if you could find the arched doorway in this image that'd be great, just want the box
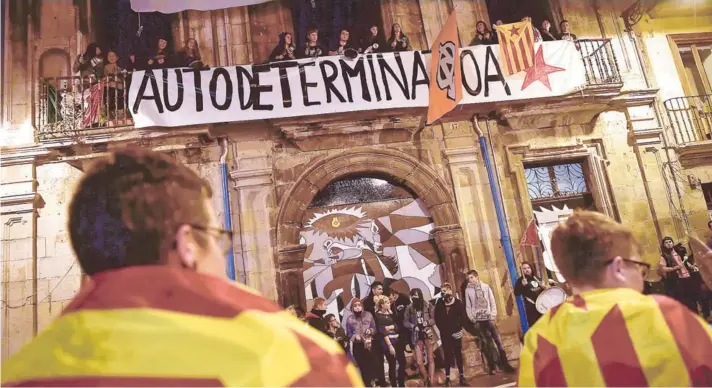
[275,148,470,309]
[300,175,443,320]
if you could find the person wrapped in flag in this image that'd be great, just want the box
[518,210,712,387]
[1,149,363,387]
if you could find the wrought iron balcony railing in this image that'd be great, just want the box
[37,39,622,138]
[38,74,133,138]
[664,94,712,145]
[578,39,621,86]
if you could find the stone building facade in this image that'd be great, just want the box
[2,0,712,374]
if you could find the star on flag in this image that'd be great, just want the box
[521,45,565,91]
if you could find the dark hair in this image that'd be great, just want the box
[307,28,318,37]
[560,20,569,27]
[82,43,102,60]
[466,269,479,277]
[68,148,213,275]
[388,287,399,296]
[371,281,383,290]
[324,313,336,322]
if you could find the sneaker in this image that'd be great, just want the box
[425,378,431,387]
[488,369,495,375]
[444,378,451,387]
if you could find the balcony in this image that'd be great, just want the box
[37,39,624,143]
[38,75,134,143]
[664,94,712,168]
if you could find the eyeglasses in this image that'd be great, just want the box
[189,224,234,256]
[603,258,650,277]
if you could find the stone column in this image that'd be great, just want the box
[1,155,40,359]
[230,141,278,301]
[432,224,470,289]
[276,245,307,308]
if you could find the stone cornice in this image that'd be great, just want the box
[0,144,51,166]
[676,141,712,169]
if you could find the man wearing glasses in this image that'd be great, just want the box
[1,149,362,387]
[518,210,712,387]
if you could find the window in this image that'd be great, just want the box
[669,33,712,96]
[703,182,712,211]
[524,161,595,212]
[486,0,562,29]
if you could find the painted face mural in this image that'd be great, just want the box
[301,197,443,322]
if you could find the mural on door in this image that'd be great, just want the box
[300,197,444,322]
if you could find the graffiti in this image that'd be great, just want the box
[301,198,443,321]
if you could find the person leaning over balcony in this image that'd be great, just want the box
[387,23,411,52]
[558,20,577,42]
[0,148,363,387]
[540,20,557,42]
[269,32,297,62]
[469,21,495,46]
[517,210,712,387]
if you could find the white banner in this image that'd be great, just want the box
[128,41,586,128]
[130,0,272,13]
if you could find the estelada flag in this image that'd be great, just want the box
[1,267,363,387]
[426,11,462,124]
[518,288,712,386]
[520,218,539,247]
[496,21,535,76]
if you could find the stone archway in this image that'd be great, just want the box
[275,147,471,307]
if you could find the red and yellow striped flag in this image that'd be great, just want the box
[1,267,363,387]
[496,21,535,76]
[518,288,712,387]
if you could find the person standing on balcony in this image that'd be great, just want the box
[147,37,172,69]
[175,38,207,70]
[102,50,125,125]
[73,43,105,80]
[558,20,577,42]
[470,21,495,46]
[522,16,542,42]
[301,28,326,58]
[361,24,386,54]
[388,23,411,52]
[329,28,354,56]
[0,148,363,387]
[269,32,297,62]
[540,20,557,42]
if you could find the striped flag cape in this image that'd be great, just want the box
[1,266,363,387]
[496,21,535,76]
[518,288,712,387]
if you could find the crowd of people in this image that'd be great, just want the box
[285,272,516,387]
[268,22,411,61]
[469,17,577,46]
[2,148,711,387]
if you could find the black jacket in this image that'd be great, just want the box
[434,297,465,337]
[391,293,411,332]
[306,309,326,333]
[363,293,377,315]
